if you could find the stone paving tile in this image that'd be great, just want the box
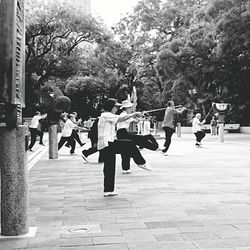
[2,134,250,249]
[61,244,129,250]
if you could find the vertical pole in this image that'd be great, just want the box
[0,125,28,236]
[176,123,181,137]
[49,124,58,159]
[218,122,224,143]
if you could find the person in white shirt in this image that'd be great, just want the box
[28,111,47,151]
[58,114,85,155]
[97,98,151,197]
[192,113,206,147]
[117,100,159,161]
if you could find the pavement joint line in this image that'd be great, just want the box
[28,145,48,172]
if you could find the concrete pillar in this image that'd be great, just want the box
[49,124,58,159]
[218,123,224,142]
[0,125,28,236]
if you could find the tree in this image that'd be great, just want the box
[24,0,110,115]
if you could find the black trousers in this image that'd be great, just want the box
[194,131,206,143]
[65,130,83,146]
[100,139,146,192]
[58,136,76,154]
[83,140,104,163]
[162,126,175,152]
[117,128,158,151]
[28,127,44,150]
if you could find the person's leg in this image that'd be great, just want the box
[68,136,76,154]
[162,127,174,153]
[28,128,37,150]
[58,137,68,150]
[72,130,84,146]
[37,130,44,145]
[101,146,116,193]
[199,131,206,142]
[141,134,159,151]
[113,139,146,169]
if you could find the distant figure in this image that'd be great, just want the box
[65,111,85,148]
[58,114,85,155]
[28,111,47,151]
[81,117,104,163]
[161,101,186,154]
[210,116,218,135]
[192,113,206,147]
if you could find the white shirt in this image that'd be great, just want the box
[192,117,202,133]
[117,111,134,130]
[62,119,75,137]
[97,112,119,150]
[143,120,151,135]
[29,115,43,129]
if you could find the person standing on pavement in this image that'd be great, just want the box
[161,101,186,154]
[192,113,206,147]
[65,111,85,148]
[58,114,85,155]
[81,116,104,163]
[28,111,47,151]
[98,98,151,197]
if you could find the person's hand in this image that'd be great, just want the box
[132,112,142,118]
[202,119,206,124]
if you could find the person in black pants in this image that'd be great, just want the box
[116,100,159,153]
[97,98,151,197]
[161,101,186,154]
[81,117,104,163]
[28,111,47,151]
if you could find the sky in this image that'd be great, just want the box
[91,0,140,27]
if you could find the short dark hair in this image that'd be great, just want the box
[102,98,117,112]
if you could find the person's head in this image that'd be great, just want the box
[67,114,75,121]
[120,100,134,113]
[72,111,77,118]
[35,111,41,116]
[195,113,201,120]
[102,98,122,113]
[166,100,175,107]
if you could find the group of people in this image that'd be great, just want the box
[28,98,212,197]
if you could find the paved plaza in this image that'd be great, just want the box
[1,132,250,249]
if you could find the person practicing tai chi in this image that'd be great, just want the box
[65,111,85,148]
[81,116,104,163]
[192,113,206,147]
[98,98,151,197]
[117,100,159,156]
[161,101,186,154]
[28,111,47,151]
[58,114,85,155]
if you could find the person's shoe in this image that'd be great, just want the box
[39,143,45,146]
[28,149,34,152]
[65,144,70,148]
[103,191,118,197]
[137,163,152,171]
[70,152,76,155]
[122,170,131,174]
[195,143,201,148]
[81,151,89,162]
[161,149,167,153]
[80,142,86,147]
